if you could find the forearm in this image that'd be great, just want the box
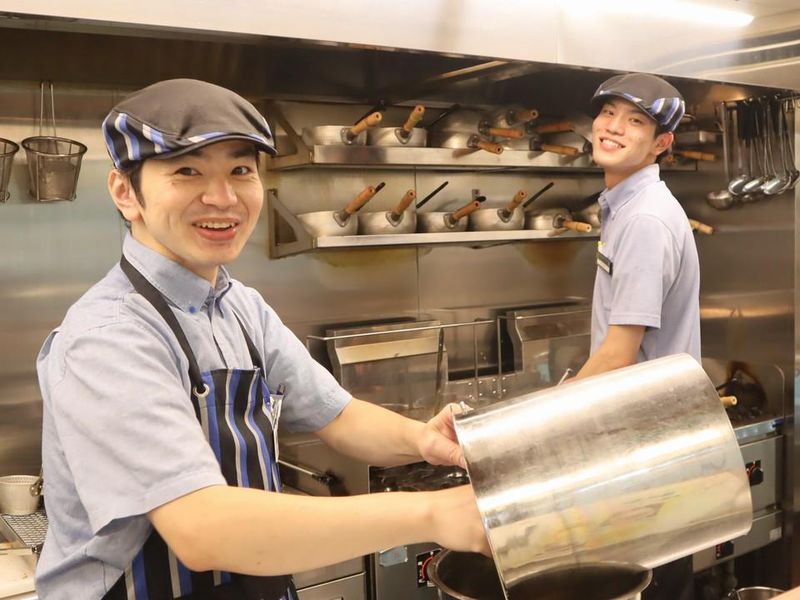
[151,484,455,575]
[316,399,426,466]
[575,325,644,380]
[575,346,630,379]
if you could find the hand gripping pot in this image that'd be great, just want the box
[450,354,752,598]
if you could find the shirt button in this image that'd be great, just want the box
[189,306,197,314]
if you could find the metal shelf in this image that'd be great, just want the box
[263,102,696,172]
[268,189,599,258]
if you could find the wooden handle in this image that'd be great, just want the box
[349,111,383,136]
[531,121,573,134]
[538,143,581,157]
[469,136,504,154]
[688,218,714,235]
[391,189,416,217]
[451,200,483,221]
[562,219,593,233]
[344,185,379,214]
[402,105,425,133]
[513,108,539,123]
[720,395,738,408]
[485,126,525,139]
[676,150,716,161]
[504,190,526,212]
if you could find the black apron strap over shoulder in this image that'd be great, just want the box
[120,255,206,394]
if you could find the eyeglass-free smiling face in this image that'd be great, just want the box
[109,140,263,284]
[592,98,674,188]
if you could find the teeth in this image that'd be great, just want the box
[601,138,623,149]
[197,222,235,229]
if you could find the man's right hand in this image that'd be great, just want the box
[427,484,491,556]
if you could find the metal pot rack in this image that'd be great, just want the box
[268,189,599,258]
[263,102,696,172]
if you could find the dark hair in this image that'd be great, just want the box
[120,162,145,206]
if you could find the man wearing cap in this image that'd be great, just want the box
[36,79,488,600]
[575,73,700,598]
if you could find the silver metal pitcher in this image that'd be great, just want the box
[454,353,753,592]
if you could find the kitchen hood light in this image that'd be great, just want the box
[564,0,754,28]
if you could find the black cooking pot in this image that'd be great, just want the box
[427,550,652,600]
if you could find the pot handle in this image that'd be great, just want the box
[349,111,383,136]
[480,122,525,139]
[676,150,717,162]
[560,219,593,233]
[402,105,425,133]
[512,107,540,123]
[688,218,714,235]
[533,143,581,157]
[530,120,574,134]
[344,182,385,215]
[468,135,503,154]
[450,200,483,221]
[504,190,526,212]
[391,189,416,218]
[720,395,738,408]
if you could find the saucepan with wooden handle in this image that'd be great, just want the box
[302,111,384,146]
[297,183,385,237]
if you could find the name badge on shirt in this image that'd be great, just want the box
[596,241,613,275]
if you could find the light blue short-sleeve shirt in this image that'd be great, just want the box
[591,164,701,362]
[35,234,352,599]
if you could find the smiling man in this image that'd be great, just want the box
[574,73,700,600]
[576,72,700,380]
[36,79,488,600]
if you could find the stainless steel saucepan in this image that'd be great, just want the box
[367,105,427,147]
[418,198,483,233]
[428,108,523,154]
[490,105,540,130]
[526,207,593,235]
[358,189,417,234]
[302,111,383,146]
[297,182,385,237]
[468,190,526,231]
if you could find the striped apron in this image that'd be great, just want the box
[103,256,297,600]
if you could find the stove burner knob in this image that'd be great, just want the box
[746,461,764,486]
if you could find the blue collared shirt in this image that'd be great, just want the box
[35,234,352,599]
[592,164,700,362]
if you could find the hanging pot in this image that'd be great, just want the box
[526,207,594,234]
[367,105,427,147]
[296,182,384,236]
[417,198,483,232]
[358,189,417,234]
[302,111,383,146]
[428,108,522,153]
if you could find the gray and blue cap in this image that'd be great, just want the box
[591,73,685,133]
[102,78,276,171]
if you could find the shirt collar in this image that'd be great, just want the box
[122,233,232,312]
[598,163,661,217]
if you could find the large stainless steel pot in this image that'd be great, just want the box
[526,207,593,233]
[454,354,753,590]
[417,199,482,233]
[296,183,384,236]
[366,105,427,147]
[302,111,383,146]
[468,190,526,231]
[358,189,417,234]
[427,550,652,600]
[727,587,786,600]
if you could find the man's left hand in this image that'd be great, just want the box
[417,403,468,469]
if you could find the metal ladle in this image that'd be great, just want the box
[707,102,736,210]
[763,99,790,195]
[777,99,800,192]
[727,103,750,196]
[741,102,769,194]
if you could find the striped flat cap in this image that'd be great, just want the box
[102,78,276,170]
[591,73,685,133]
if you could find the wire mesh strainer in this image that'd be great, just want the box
[21,81,87,202]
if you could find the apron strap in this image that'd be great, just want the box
[120,255,267,392]
[120,255,206,395]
